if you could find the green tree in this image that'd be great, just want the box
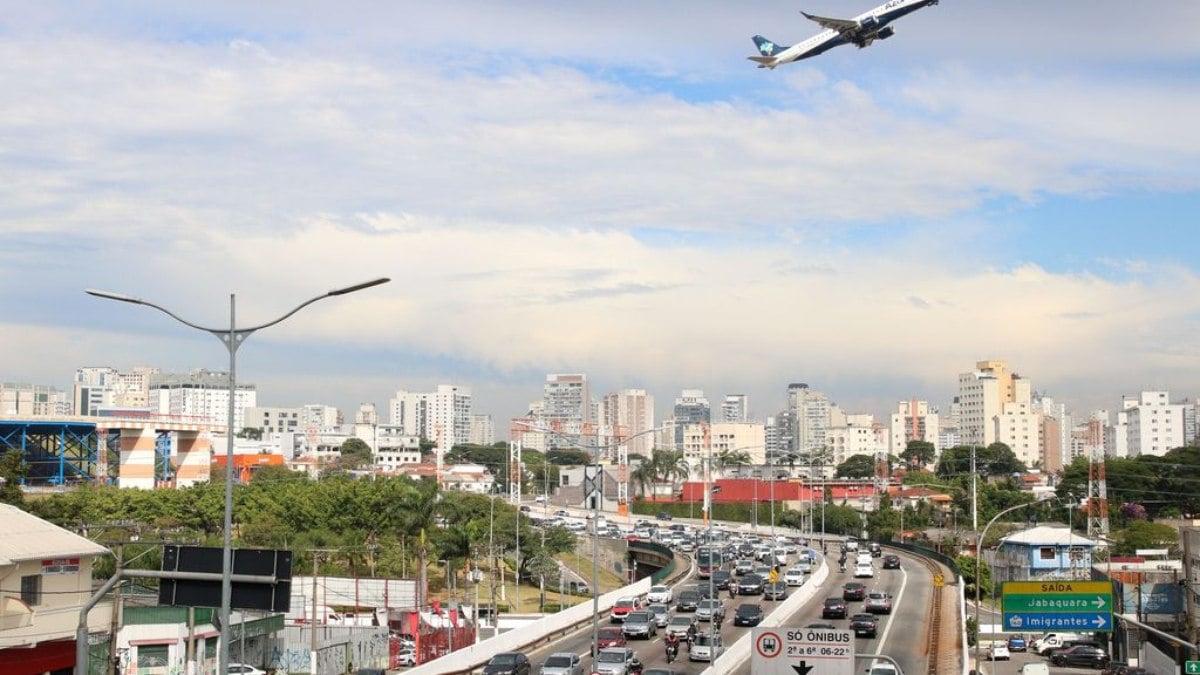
[957,554,993,598]
[546,449,591,465]
[821,504,865,536]
[0,452,25,505]
[1113,520,1179,556]
[900,440,936,469]
[339,437,373,470]
[237,427,263,440]
[835,454,876,479]
[716,450,752,474]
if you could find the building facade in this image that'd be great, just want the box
[1124,391,1186,457]
[0,382,71,417]
[388,385,473,450]
[721,394,749,423]
[150,369,257,431]
[888,399,940,455]
[958,360,1028,447]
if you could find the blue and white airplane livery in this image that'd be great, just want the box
[749,0,938,69]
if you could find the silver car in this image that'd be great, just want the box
[646,603,671,628]
[540,652,583,675]
[593,647,637,675]
[621,611,656,639]
[695,599,725,622]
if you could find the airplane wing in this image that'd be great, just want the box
[800,11,859,33]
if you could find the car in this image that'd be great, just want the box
[621,610,656,639]
[763,581,788,600]
[695,598,725,622]
[610,597,639,622]
[1006,635,1028,652]
[1101,663,1147,675]
[689,633,725,662]
[850,613,878,638]
[539,652,583,675]
[737,573,765,595]
[593,647,638,675]
[678,539,696,553]
[675,590,701,612]
[712,570,733,590]
[989,644,1011,661]
[734,559,754,575]
[806,622,837,629]
[864,592,892,614]
[856,552,873,566]
[643,670,685,675]
[666,615,698,641]
[882,554,901,569]
[867,663,898,675]
[646,603,671,627]
[355,669,386,675]
[854,562,875,578]
[519,505,532,513]
[534,495,547,504]
[738,543,756,558]
[868,542,882,556]
[554,509,571,517]
[1050,645,1110,669]
[657,511,674,521]
[822,597,848,619]
[484,652,532,675]
[1018,665,1050,675]
[596,627,627,649]
[733,602,764,626]
[842,582,866,601]
[396,651,417,667]
[647,584,673,604]
[784,568,806,586]
[227,666,267,675]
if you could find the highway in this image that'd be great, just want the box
[521,544,940,675]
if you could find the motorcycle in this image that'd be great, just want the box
[629,656,644,674]
[666,641,679,663]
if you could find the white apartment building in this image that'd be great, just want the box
[388,384,473,449]
[543,374,593,425]
[0,383,70,417]
[888,400,941,455]
[679,422,766,474]
[600,389,656,457]
[958,360,1028,447]
[994,400,1041,468]
[721,394,749,423]
[787,383,831,453]
[244,406,300,435]
[301,403,342,430]
[150,369,257,431]
[826,415,883,474]
[1125,391,1186,457]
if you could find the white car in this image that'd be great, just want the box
[854,562,875,578]
[989,644,1011,661]
[647,584,673,604]
[784,568,806,587]
[689,633,725,662]
[396,650,417,667]
[227,666,267,675]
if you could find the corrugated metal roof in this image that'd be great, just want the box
[1000,525,1100,547]
[0,504,110,565]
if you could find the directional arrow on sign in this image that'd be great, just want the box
[792,663,814,675]
[1095,615,1107,629]
[1094,596,1106,609]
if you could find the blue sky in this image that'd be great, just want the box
[1,1,1198,427]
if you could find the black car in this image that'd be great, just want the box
[737,573,765,595]
[712,570,733,590]
[822,597,848,619]
[657,512,673,521]
[484,652,531,675]
[882,554,901,569]
[733,603,764,626]
[1051,646,1110,669]
[849,613,878,638]
[738,543,756,558]
[868,542,882,557]
[842,582,866,601]
[696,581,720,599]
[806,622,837,629]
[676,590,701,612]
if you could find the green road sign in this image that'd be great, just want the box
[1184,661,1200,675]
[1001,580,1114,633]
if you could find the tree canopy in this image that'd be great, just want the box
[900,440,936,468]
[835,454,876,479]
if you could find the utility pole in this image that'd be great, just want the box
[971,445,978,533]
[107,543,123,675]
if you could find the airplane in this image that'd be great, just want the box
[748,0,938,69]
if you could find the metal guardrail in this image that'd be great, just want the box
[886,541,961,582]
[628,540,677,583]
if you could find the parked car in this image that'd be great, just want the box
[842,582,866,601]
[689,633,724,662]
[737,573,765,595]
[733,603,764,626]
[822,597,848,619]
[647,585,673,604]
[1050,646,1110,669]
[484,652,532,675]
[989,644,1011,661]
[646,603,671,628]
[864,592,892,614]
[1006,635,1028,652]
[596,627,627,650]
[666,615,698,641]
[784,568,806,587]
[593,647,638,675]
[609,597,639,622]
[882,554,901,569]
[539,652,583,675]
[850,613,878,638]
[763,581,789,601]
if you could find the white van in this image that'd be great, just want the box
[1031,633,1086,655]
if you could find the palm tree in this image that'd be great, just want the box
[631,462,656,498]
[716,450,752,476]
[398,479,441,610]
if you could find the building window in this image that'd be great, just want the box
[20,574,41,605]
[1039,547,1056,561]
[138,644,170,667]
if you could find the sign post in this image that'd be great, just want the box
[1001,581,1113,632]
[752,626,856,675]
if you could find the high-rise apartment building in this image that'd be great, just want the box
[888,400,940,455]
[543,374,593,426]
[721,394,749,423]
[0,382,70,416]
[388,385,473,450]
[601,389,655,457]
[470,413,494,446]
[673,389,710,446]
[995,399,1040,468]
[301,404,342,430]
[957,360,1029,447]
[244,407,301,435]
[826,413,882,472]
[150,369,257,431]
[1124,391,1186,457]
[787,383,830,453]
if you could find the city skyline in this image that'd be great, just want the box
[1,2,1197,427]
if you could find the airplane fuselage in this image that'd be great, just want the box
[755,0,938,68]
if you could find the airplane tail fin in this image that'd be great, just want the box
[751,35,787,57]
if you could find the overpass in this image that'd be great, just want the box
[0,414,220,488]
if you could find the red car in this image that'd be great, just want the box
[609,597,639,623]
[597,627,626,649]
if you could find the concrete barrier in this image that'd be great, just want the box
[702,555,832,674]
[404,577,653,675]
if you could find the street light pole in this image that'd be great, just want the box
[974,500,1044,670]
[86,278,389,674]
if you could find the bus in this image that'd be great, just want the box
[696,548,724,579]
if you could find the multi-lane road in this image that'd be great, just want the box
[522,542,941,675]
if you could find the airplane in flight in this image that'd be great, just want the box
[748,0,939,69]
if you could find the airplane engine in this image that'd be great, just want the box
[858,15,879,31]
[876,27,895,40]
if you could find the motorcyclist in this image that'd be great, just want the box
[728,583,736,600]
[665,633,680,663]
[629,654,644,674]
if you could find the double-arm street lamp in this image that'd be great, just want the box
[86,278,389,674]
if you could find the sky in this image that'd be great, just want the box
[2,1,1198,429]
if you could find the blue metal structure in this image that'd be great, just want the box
[0,420,100,485]
[156,430,173,484]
